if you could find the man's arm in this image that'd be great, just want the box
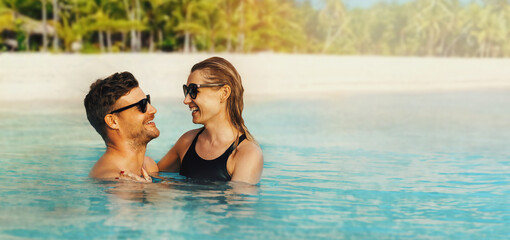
[231,142,263,185]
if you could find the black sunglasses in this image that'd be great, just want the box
[183,83,225,99]
[110,95,151,114]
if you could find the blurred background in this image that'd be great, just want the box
[1,0,509,57]
[1,1,509,239]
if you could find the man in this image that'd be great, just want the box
[84,72,159,182]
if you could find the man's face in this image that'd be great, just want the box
[112,87,160,146]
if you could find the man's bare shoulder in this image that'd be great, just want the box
[89,157,121,179]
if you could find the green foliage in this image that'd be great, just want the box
[1,0,510,57]
[160,37,176,51]
[81,41,101,53]
[15,28,26,51]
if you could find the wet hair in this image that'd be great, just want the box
[84,72,139,141]
[191,56,255,147]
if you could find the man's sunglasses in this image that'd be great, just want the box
[110,95,151,114]
[183,83,225,99]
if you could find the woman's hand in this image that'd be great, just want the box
[116,168,152,183]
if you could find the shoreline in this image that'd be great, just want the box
[1,53,510,101]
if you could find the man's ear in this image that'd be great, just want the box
[220,85,231,103]
[104,114,120,130]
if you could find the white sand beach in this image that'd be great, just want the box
[1,53,510,101]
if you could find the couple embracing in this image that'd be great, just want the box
[84,57,263,185]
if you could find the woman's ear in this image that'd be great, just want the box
[104,114,120,130]
[220,85,231,103]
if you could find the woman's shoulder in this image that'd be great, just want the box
[231,139,263,184]
[236,139,263,159]
[176,127,203,145]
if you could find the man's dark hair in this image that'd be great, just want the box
[84,72,139,141]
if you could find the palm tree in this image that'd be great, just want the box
[482,0,510,57]
[142,0,172,52]
[408,0,450,55]
[171,0,205,53]
[293,0,322,53]
[194,0,227,52]
[122,0,143,51]
[253,0,305,52]
[220,0,241,52]
[318,0,349,53]
[4,0,26,50]
[52,0,59,51]
[40,0,48,51]
[57,0,89,52]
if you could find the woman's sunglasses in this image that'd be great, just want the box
[110,95,151,114]
[183,83,225,99]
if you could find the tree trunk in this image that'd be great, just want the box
[138,31,142,51]
[41,0,48,52]
[237,1,244,53]
[25,32,30,51]
[106,30,112,52]
[486,40,492,58]
[191,37,196,53]
[226,2,232,52]
[209,32,215,53]
[122,31,126,51]
[52,0,59,51]
[479,40,485,57]
[124,0,137,52]
[130,30,136,51]
[149,31,154,52]
[99,31,105,52]
[136,0,142,51]
[321,27,333,53]
[226,36,232,52]
[184,31,190,53]
[130,29,136,52]
[158,30,163,51]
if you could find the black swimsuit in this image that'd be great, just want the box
[180,128,246,181]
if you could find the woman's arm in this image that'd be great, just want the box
[157,144,181,172]
[157,129,199,172]
[231,142,264,185]
[143,156,159,174]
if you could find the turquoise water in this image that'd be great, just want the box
[0,90,509,239]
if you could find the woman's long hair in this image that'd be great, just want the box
[191,56,256,148]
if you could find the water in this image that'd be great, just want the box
[0,90,509,239]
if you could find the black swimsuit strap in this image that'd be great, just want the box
[193,128,246,148]
[190,128,206,147]
[180,130,248,181]
[228,134,247,152]
[190,128,247,157]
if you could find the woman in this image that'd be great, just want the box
[157,57,263,184]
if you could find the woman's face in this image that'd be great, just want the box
[183,70,224,124]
